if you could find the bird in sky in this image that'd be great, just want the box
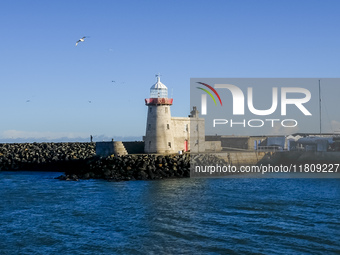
[75,36,86,46]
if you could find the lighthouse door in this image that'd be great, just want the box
[184,140,188,152]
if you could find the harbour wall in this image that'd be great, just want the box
[1,142,338,180]
[268,151,340,164]
[215,151,267,167]
[0,142,262,172]
[0,142,227,180]
[0,142,96,171]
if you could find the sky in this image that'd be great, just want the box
[0,0,340,142]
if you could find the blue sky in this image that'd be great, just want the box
[0,0,339,142]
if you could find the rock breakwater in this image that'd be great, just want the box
[58,153,229,181]
[58,154,191,181]
[0,143,95,171]
[0,142,230,181]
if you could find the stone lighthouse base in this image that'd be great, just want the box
[96,141,128,157]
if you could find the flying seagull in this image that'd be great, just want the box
[75,36,86,46]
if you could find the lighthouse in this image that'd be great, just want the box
[144,75,175,154]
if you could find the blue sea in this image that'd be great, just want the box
[1,171,340,255]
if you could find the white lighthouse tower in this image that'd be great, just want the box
[144,75,175,154]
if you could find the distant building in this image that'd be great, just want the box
[143,75,206,154]
[286,133,338,152]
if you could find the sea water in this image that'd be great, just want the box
[1,171,340,254]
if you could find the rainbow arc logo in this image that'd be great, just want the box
[196,82,222,115]
[196,82,223,106]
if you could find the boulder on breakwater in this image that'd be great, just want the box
[0,142,95,171]
[56,153,230,181]
[0,142,231,181]
[57,154,191,181]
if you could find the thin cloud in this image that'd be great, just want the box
[267,122,300,136]
[0,130,142,143]
[1,130,90,140]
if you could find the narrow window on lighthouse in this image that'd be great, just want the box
[165,107,168,113]
[167,124,170,129]
[148,124,151,130]
[168,142,171,148]
[149,108,152,113]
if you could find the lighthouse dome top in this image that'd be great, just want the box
[150,74,168,98]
